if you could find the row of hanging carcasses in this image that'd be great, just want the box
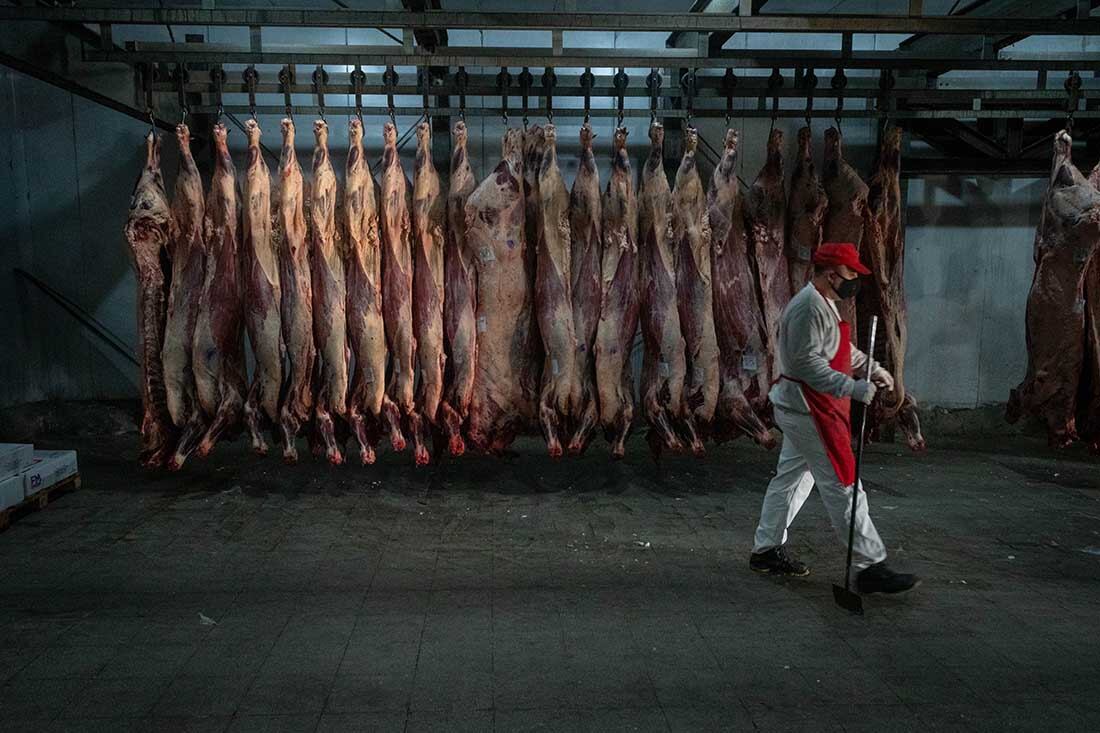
[123,114,921,470]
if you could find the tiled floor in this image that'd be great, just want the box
[0,432,1097,732]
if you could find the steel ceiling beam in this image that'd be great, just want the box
[898,0,1100,76]
[83,46,1100,72]
[2,6,1100,35]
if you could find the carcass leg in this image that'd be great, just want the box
[166,413,205,471]
[315,404,344,465]
[381,396,407,452]
[243,386,269,456]
[280,405,304,464]
[439,401,466,457]
[567,397,599,455]
[608,404,633,460]
[347,409,377,465]
[539,387,564,458]
[196,391,243,458]
[644,384,683,453]
[408,411,430,466]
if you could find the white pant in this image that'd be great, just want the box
[752,406,887,570]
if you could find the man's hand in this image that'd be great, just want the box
[871,367,895,392]
[852,379,877,405]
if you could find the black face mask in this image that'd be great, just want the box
[833,275,861,300]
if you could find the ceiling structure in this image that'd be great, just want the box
[2,1,1098,174]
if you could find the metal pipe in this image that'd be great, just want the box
[187,104,1100,120]
[84,47,1100,72]
[4,7,1099,35]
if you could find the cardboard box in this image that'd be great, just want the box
[22,450,78,499]
[0,474,22,511]
[0,444,34,480]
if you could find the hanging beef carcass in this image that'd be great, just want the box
[1007,130,1100,446]
[466,128,538,453]
[535,123,580,457]
[671,125,719,456]
[411,121,447,466]
[192,123,246,457]
[309,119,348,465]
[241,119,282,457]
[567,123,604,455]
[345,118,386,465]
[594,126,641,459]
[522,125,547,406]
[164,124,207,471]
[637,122,686,455]
[858,125,926,452]
[275,118,315,464]
[1081,163,1100,452]
[786,126,827,296]
[747,127,792,383]
[709,129,776,449]
[124,130,173,467]
[822,126,872,334]
[380,121,416,453]
[440,121,478,456]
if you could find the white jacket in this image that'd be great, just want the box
[769,283,884,414]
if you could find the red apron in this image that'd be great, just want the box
[782,319,856,486]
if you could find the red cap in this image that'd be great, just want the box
[813,242,870,275]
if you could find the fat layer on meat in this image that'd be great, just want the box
[535,123,581,457]
[638,122,687,455]
[164,124,207,470]
[671,126,719,456]
[411,121,447,466]
[1008,130,1100,446]
[309,119,349,465]
[440,121,479,457]
[124,130,174,468]
[594,126,640,460]
[379,121,416,453]
[345,118,386,466]
[275,118,315,464]
[465,128,537,453]
[567,123,604,455]
[708,129,775,449]
[241,119,283,458]
[192,123,246,459]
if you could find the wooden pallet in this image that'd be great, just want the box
[0,474,81,532]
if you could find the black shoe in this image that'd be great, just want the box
[856,562,921,595]
[749,547,810,577]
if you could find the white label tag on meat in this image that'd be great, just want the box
[658,361,671,378]
[479,246,495,263]
[799,246,811,261]
[742,352,759,373]
[364,366,375,384]
[1075,298,1086,314]
[693,365,705,383]
[551,359,560,376]
[477,315,488,333]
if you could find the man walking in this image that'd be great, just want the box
[749,242,919,595]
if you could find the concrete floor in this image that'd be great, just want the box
[1,428,1098,732]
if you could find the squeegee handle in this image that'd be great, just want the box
[844,315,878,590]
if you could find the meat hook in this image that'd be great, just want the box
[541,68,556,123]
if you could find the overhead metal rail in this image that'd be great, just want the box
[86,46,1100,72]
[156,73,1097,103]
[3,6,1099,36]
[182,105,1100,121]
